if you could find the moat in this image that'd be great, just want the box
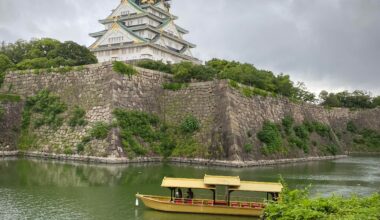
[0,156,379,220]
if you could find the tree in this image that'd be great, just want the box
[373,96,380,107]
[0,54,14,72]
[0,38,97,70]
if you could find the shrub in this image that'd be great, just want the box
[76,142,85,153]
[282,115,294,135]
[293,125,309,140]
[359,129,380,149]
[22,90,67,129]
[264,183,380,220]
[113,61,137,78]
[257,121,282,154]
[289,135,309,153]
[0,94,21,102]
[347,120,358,133]
[162,82,187,91]
[136,60,172,74]
[312,121,331,137]
[228,80,240,89]
[68,106,87,127]
[325,144,338,155]
[90,122,110,139]
[181,115,200,134]
[243,143,253,153]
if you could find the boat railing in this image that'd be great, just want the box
[172,198,265,209]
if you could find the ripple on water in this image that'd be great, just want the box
[0,188,87,220]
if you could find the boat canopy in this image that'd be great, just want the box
[161,177,215,190]
[229,181,283,193]
[161,175,283,193]
[204,175,240,186]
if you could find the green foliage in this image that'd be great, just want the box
[162,82,187,91]
[0,93,21,102]
[282,115,294,135]
[112,61,137,78]
[319,90,379,109]
[312,121,331,137]
[113,109,203,158]
[294,124,310,140]
[18,131,38,150]
[228,80,240,89]
[136,60,172,74]
[0,105,4,120]
[180,115,200,134]
[354,129,380,150]
[289,135,309,153]
[1,38,97,71]
[22,90,66,130]
[63,147,74,155]
[89,122,110,139]
[243,143,253,153]
[347,120,358,133]
[264,184,380,220]
[137,58,314,102]
[76,142,85,153]
[172,61,217,83]
[0,54,13,88]
[257,121,283,154]
[68,106,87,127]
[325,144,338,155]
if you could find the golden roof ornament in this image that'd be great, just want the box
[141,0,156,4]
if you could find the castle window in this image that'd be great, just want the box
[121,11,129,16]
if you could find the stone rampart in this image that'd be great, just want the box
[0,63,379,163]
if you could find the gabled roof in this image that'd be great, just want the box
[107,0,144,19]
[89,30,107,38]
[89,22,147,49]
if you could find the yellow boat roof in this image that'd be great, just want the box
[204,175,240,186]
[161,175,283,193]
[229,181,283,193]
[161,177,215,190]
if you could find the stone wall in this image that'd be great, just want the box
[0,102,23,150]
[0,63,379,162]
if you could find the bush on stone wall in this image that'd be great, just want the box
[68,106,87,127]
[257,121,283,155]
[113,61,137,79]
[90,122,110,139]
[113,109,203,158]
[181,115,200,134]
[22,90,67,129]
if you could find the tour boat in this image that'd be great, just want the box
[136,175,283,217]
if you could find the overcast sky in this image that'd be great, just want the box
[1,0,379,95]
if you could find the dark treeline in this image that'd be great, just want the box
[319,90,380,109]
[0,38,97,71]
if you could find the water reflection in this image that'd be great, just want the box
[0,156,379,220]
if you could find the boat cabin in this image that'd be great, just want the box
[161,175,282,207]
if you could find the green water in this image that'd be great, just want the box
[0,156,379,220]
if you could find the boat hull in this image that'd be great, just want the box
[136,194,264,217]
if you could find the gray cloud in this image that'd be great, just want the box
[1,0,379,95]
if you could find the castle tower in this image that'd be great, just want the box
[89,0,199,64]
